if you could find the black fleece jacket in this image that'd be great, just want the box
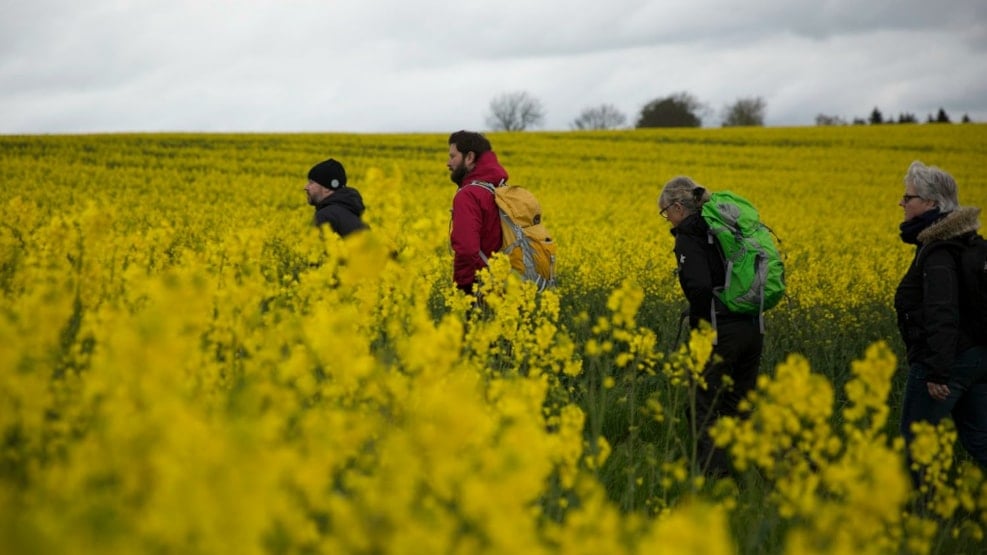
[671,213,732,328]
[314,187,369,237]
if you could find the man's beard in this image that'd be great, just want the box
[450,162,468,185]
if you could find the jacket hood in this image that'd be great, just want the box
[317,187,365,215]
[463,151,508,187]
[917,206,981,243]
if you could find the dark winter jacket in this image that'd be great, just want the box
[314,187,369,237]
[670,213,737,329]
[894,206,982,383]
[450,151,507,293]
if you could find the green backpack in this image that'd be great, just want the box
[701,191,786,323]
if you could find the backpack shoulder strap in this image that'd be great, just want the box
[915,239,963,268]
[469,180,502,269]
[953,233,987,279]
[467,180,497,195]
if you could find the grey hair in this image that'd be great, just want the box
[659,176,711,215]
[905,160,959,212]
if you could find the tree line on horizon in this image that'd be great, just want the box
[484,90,976,132]
[817,106,972,126]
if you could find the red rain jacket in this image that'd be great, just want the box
[450,151,508,293]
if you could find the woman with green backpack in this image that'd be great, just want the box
[658,176,770,479]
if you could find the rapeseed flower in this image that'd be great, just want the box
[2,128,985,553]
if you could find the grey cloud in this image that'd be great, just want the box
[1,0,985,133]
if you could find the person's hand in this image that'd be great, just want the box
[927,382,950,401]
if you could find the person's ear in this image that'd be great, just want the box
[465,151,476,167]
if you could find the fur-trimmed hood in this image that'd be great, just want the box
[917,206,982,243]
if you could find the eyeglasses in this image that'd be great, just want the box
[901,194,923,203]
[658,202,676,219]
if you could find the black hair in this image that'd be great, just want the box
[448,130,492,158]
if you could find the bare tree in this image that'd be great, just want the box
[570,104,627,130]
[721,97,766,127]
[486,91,545,132]
[815,114,847,126]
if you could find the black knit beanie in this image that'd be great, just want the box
[308,158,347,190]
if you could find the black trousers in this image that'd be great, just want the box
[693,317,764,478]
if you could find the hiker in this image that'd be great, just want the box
[305,157,369,237]
[658,176,764,479]
[447,130,506,295]
[894,160,987,484]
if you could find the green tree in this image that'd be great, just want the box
[636,92,706,128]
[869,107,884,124]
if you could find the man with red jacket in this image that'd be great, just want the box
[447,130,507,295]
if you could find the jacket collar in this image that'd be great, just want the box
[670,213,705,237]
[917,206,982,243]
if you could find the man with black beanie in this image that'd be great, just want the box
[304,158,369,237]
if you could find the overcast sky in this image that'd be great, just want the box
[2,0,985,134]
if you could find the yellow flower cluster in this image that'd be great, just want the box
[1,125,985,553]
[712,341,987,553]
[905,420,987,548]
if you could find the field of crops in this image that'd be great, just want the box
[2,124,986,553]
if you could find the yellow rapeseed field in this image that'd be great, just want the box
[1,125,986,553]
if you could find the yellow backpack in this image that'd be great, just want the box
[472,181,557,291]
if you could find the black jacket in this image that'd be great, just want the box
[671,213,733,328]
[314,187,369,237]
[894,206,981,383]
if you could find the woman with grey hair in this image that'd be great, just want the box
[658,176,764,479]
[894,160,987,486]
